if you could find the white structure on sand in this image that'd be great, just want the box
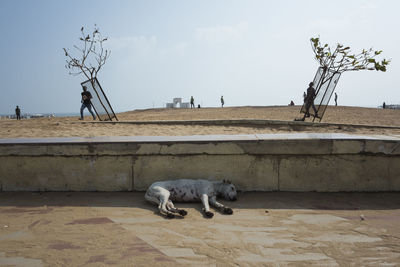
[166,97,190,108]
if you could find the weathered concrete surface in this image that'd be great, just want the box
[279,155,400,191]
[132,155,278,191]
[0,133,399,191]
[0,156,132,191]
[0,192,399,266]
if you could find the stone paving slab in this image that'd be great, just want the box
[0,192,399,266]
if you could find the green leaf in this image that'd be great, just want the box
[311,37,319,47]
[310,37,388,72]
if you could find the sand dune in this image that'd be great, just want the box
[1,106,400,138]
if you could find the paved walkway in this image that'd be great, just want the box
[0,192,399,266]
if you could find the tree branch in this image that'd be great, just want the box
[310,37,389,74]
[63,25,110,81]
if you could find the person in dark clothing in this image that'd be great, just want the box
[80,86,96,120]
[190,96,195,109]
[302,82,318,120]
[221,95,224,107]
[334,92,338,106]
[15,106,21,120]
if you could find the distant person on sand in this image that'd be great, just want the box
[221,95,224,107]
[15,105,21,120]
[303,92,307,103]
[301,82,318,121]
[190,96,195,109]
[289,100,294,106]
[80,86,96,120]
[383,102,386,109]
[334,92,338,106]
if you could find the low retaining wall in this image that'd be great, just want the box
[0,133,399,192]
[81,118,400,130]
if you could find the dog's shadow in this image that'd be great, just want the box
[146,201,230,220]
[152,210,186,219]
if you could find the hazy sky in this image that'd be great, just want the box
[0,0,399,114]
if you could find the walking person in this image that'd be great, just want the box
[301,82,318,121]
[15,105,21,120]
[220,95,224,107]
[190,96,195,109]
[334,92,338,106]
[80,86,96,120]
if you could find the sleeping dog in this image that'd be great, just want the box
[145,179,237,218]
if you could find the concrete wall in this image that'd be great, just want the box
[0,133,399,192]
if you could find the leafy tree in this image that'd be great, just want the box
[310,37,389,73]
[63,25,110,81]
[300,37,390,122]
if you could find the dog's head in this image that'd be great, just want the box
[218,180,237,201]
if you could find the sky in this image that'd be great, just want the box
[0,0,399,114]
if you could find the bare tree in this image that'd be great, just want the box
[63,25,110,81]
[63,25,118,121]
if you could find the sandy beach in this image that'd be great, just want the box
[1,105,400,138]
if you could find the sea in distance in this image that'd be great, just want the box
[0,112,80,119]
[54,112,80,117]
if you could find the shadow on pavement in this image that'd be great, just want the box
[0,191,399,211]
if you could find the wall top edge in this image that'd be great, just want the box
[0,133,399,145]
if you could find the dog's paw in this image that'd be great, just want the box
[205,211,214,218]
[223,207,233,215]
[179,210,188,216]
